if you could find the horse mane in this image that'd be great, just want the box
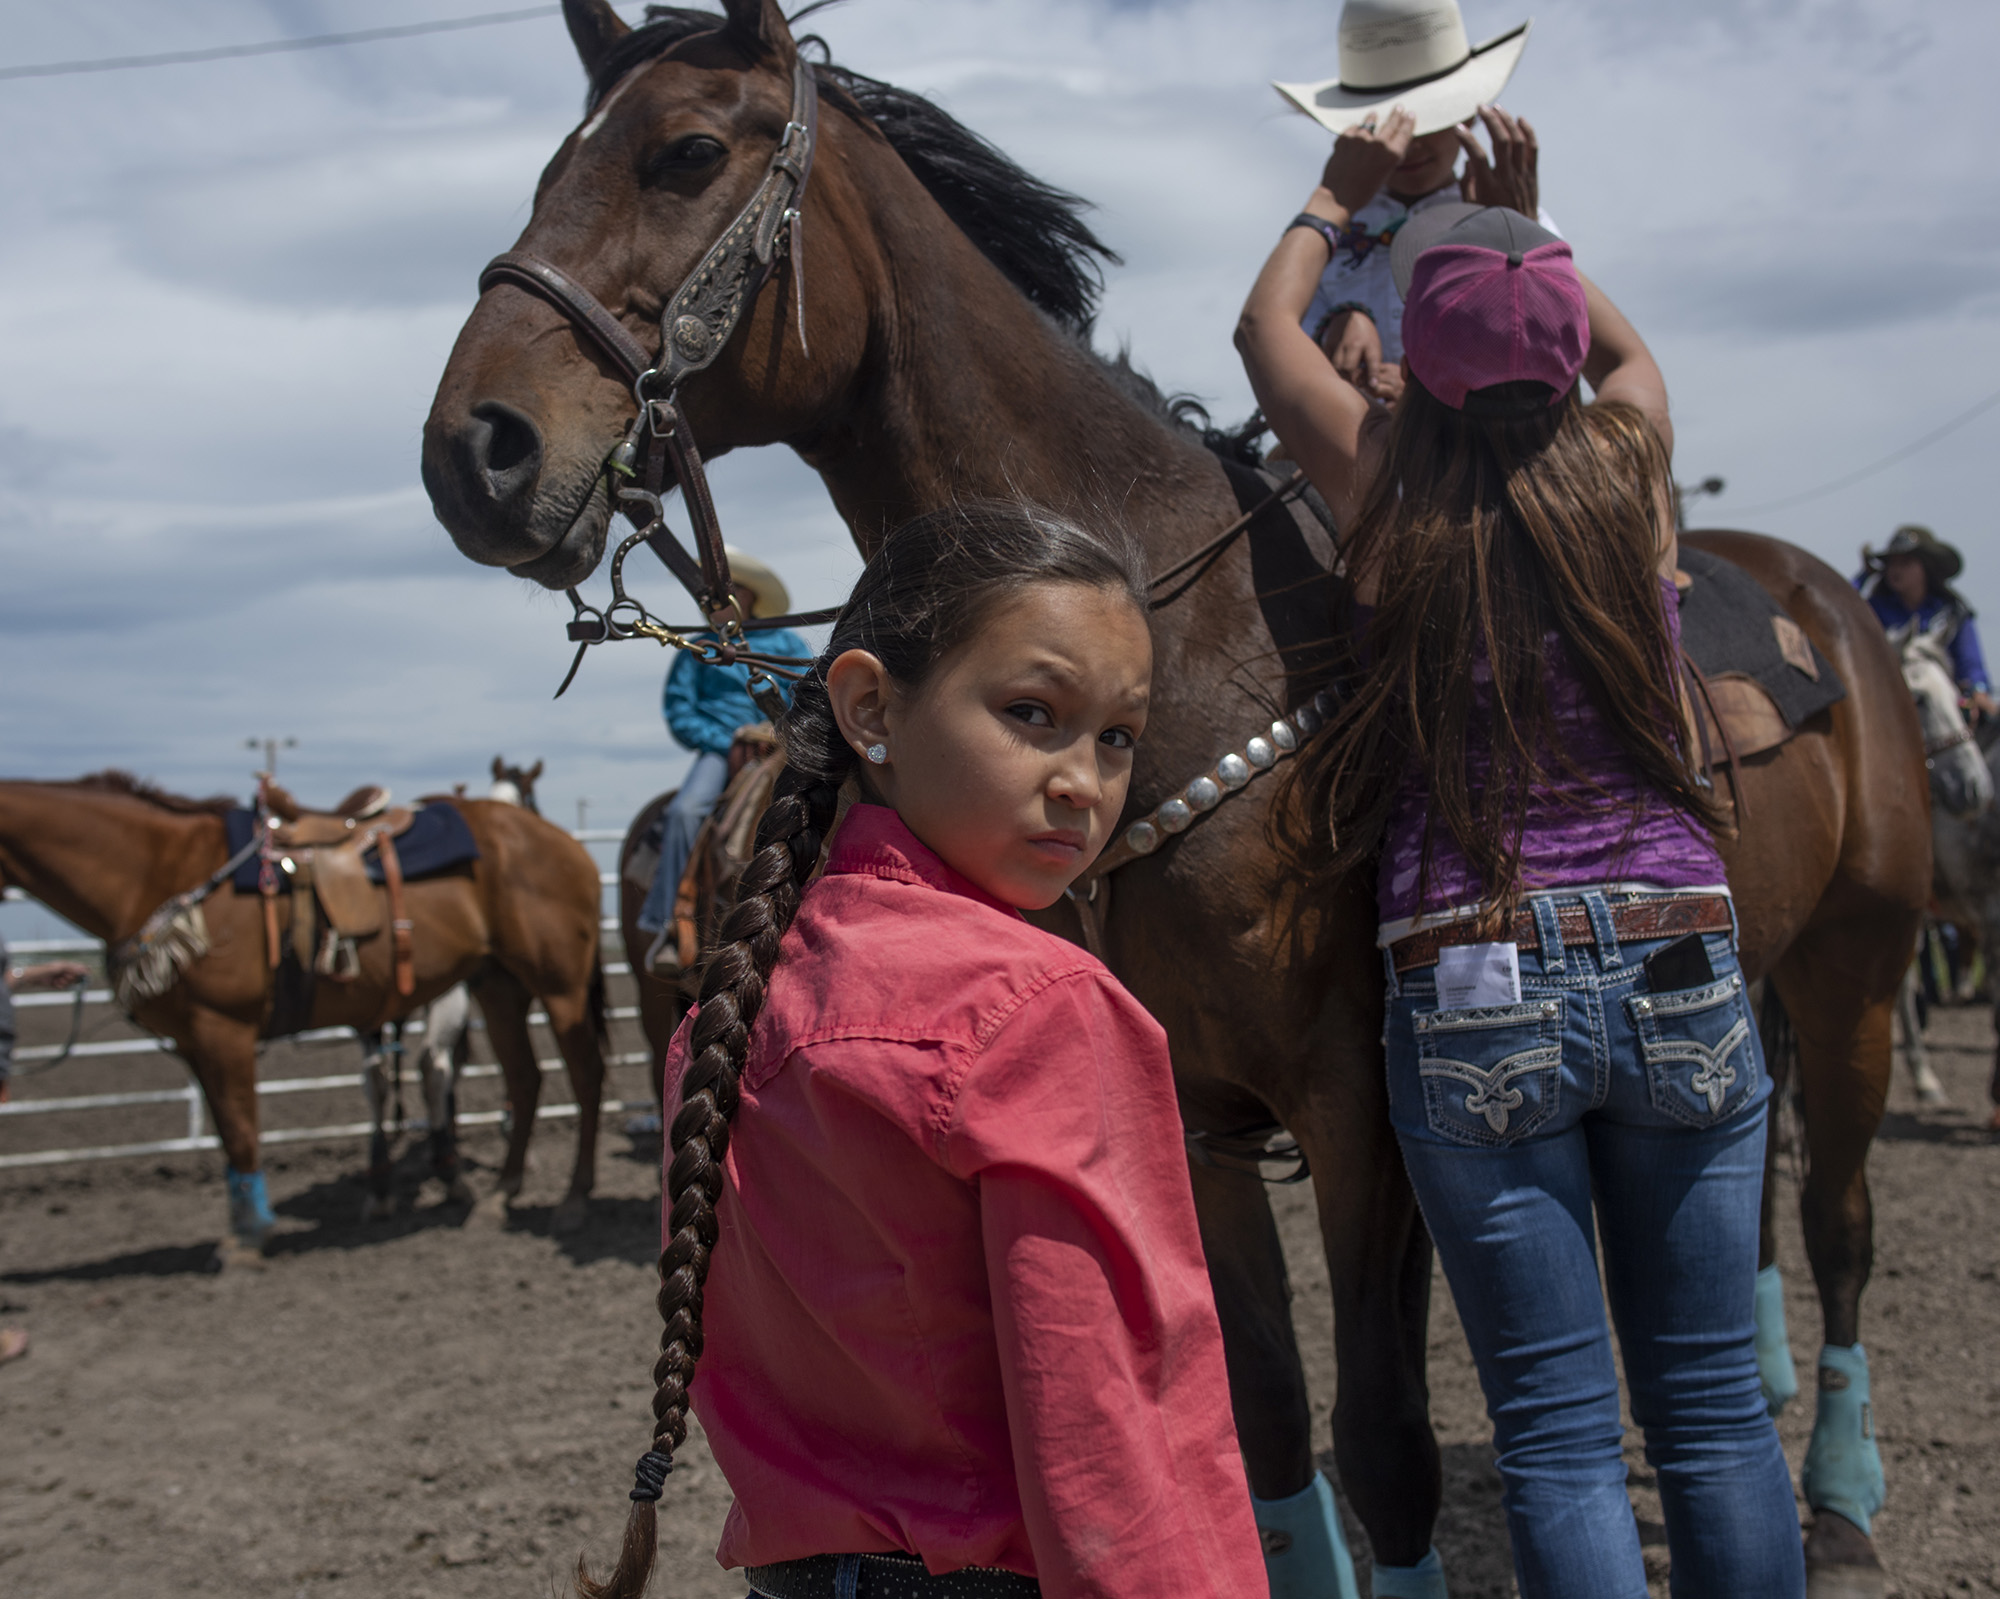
[71,770,237,816]
[590,7,1118,332]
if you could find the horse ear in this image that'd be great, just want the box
[562,0,630,78]
[721,0,798,61]
[527,761,544,781]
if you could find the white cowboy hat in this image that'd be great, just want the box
[1274,1,1532,139]
[723,546,791,618]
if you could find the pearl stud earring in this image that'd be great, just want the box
[865,743,888,765]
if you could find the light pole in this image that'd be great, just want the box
[246,735,297,776]
[1675,475,1726,532]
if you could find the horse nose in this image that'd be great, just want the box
[459,400,544,513]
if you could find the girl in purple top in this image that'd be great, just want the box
[1237,117,1803,1599]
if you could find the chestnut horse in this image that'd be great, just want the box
[420,3,1927,1588]
[0,775,610,1254]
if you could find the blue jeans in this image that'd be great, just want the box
[1384,889,1803,1599]
[637,749,731,934]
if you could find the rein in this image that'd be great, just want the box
[14,980,89,1079]
[478,50,822,704]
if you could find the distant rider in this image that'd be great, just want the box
[635,549,809,971]
[1856,524,1994,722]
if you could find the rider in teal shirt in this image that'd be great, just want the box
[636,552,810,960]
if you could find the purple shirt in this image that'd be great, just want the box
[1378,576,1724,927]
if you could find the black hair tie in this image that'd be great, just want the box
[630,1448,675,1502]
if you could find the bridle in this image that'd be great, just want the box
[476,51,834,702]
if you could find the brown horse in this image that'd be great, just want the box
[0,774,611,1254]
[420,3,1927,1587]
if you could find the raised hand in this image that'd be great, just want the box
[1457,104,1539,217]
[1319,105,1416,216]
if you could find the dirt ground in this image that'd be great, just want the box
[2,978,1996,1598]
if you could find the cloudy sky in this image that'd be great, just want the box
[4,0,1995,940]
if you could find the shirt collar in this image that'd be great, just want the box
[824,804,1023,919]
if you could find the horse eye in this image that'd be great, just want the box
[650,135,726,177]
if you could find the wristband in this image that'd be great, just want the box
[1287,213,1341,252]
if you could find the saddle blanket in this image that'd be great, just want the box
[1678,544,1845,730]
[225,801,480,893]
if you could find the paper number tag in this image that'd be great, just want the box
[1435,942,1523,1009]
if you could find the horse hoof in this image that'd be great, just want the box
[210,1235,271,1272]
[1805,1512,1886,1599]
[550,1196,590,1234]
[465,1189,510,1228]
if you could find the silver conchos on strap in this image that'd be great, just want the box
[1117,688,1337,861]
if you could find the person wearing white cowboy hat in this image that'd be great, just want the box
[1272,0,1554,409]
[635,546,812,974]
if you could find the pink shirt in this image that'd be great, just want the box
[665,805,1263,1598]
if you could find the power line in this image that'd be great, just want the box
[0,6,569,82]
[1723,383,2000,520]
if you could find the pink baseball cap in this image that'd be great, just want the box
[1390,202,1590,415]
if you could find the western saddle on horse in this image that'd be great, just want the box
[258,780,417,995]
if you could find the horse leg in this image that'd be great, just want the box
[470,967,541,1204]
[178,1007,274,1259]
[1754,987,1802,1415]
[422,984,475,1206]
[1772,949,1895,1596]
[358,1032,396,1222]
[1186,1150,1358,1599]
[1301,1102,1446,1597]
[1895,966,1945,1107]
[540,972,606,1235]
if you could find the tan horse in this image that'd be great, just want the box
[420,5,1928,1587]
[0,774,609,1255]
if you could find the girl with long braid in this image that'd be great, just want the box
[579,504,1268,1599]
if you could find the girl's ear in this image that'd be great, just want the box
[825,649,894,762]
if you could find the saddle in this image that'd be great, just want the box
[256,780,417,995]
[1674,544,1848,821]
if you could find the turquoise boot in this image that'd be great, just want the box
[1802,1343,1886,1534]
[226,1166,276,1245]
[1754,1263,1800,1416]
[1251,1472,1359,1599]
[1370,1546,1447,1598]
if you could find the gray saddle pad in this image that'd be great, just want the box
[1678,544,1845,728]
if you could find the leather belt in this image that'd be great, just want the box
[747,1554,1039,1599]
[1390,893,1732,976]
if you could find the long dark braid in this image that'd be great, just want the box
[577,502,1148,1599]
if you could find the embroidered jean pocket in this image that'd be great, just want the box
[1627,971,1756,1127]
[1414,998,1563,1146]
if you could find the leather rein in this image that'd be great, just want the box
[477,53,834,704]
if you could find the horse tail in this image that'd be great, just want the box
[1758,978,1805,1180]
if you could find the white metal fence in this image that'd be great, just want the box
[0,826,656,1172]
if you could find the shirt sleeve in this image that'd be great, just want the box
[942,973,1264,1599]
[1953,613,1990,693]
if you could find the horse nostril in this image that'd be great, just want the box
[467,400,543,507]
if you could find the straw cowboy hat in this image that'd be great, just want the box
[1275,0,1532,138]
[724,546,791,618]
[1864,524,1964,585]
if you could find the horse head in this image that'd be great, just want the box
[422,0,868,589]
[1898,628,1993,818]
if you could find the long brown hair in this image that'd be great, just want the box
[1281,379,1721,921]
[577,501,1147,1599]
